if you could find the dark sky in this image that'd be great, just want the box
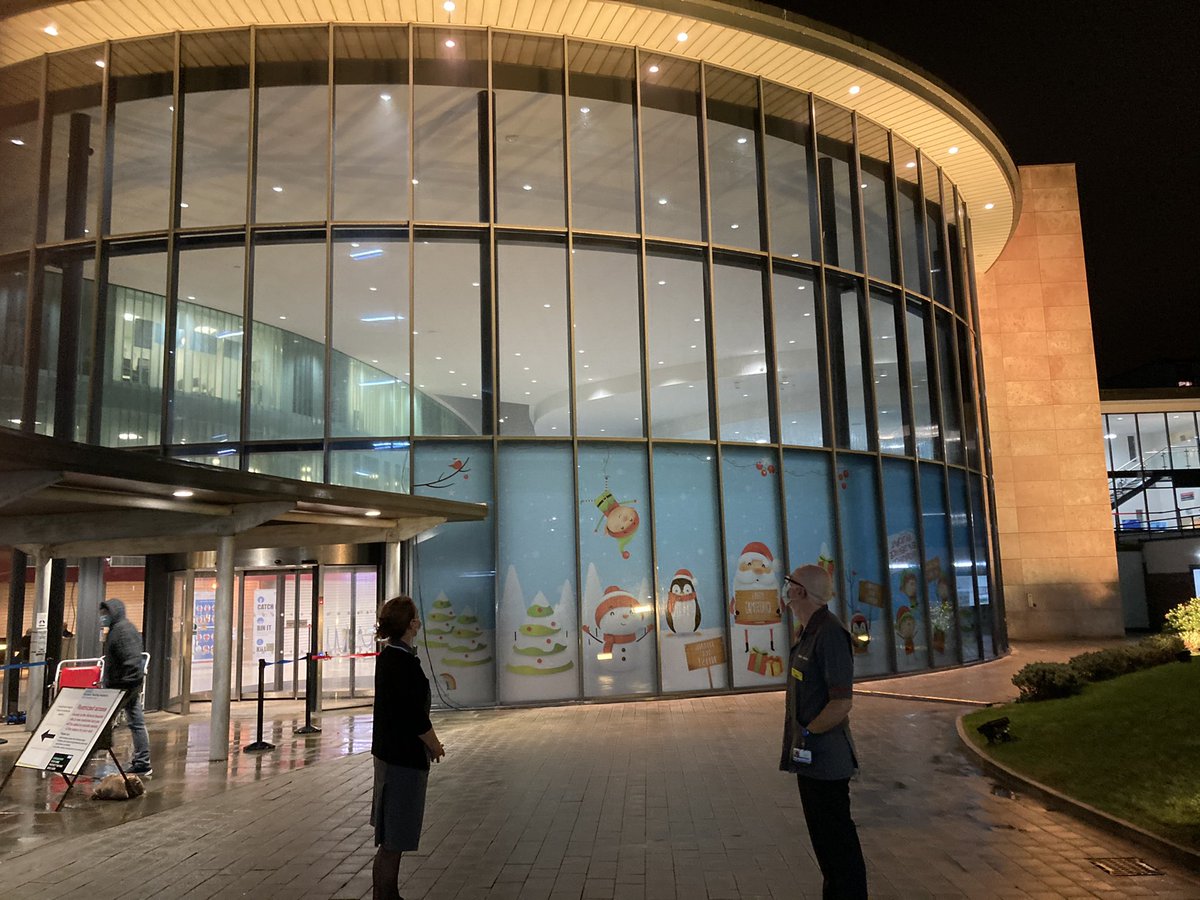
[775,0,1200,387]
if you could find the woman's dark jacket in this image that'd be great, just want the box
[371,643,433,771]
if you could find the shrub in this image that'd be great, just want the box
[1164,598,1200,653]
[1069,648,1135,682]
[1132,632,1185,665]
[1013,662,1084,702]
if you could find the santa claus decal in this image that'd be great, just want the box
[729,541,783,658]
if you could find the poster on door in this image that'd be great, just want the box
[253,589,277,661]
[193,594,216,662]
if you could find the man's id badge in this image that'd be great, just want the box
[791,747,813,765]
[791,667,803,681]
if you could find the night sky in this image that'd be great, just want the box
[775,0,1199,387]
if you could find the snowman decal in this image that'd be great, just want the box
[666,569,702,634]
[583,585,654,667]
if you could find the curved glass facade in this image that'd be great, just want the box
[0,25,1003,705]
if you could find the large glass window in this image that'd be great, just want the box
[0,60,40,253]
[1106,413,1139,471]
[646,249,709,439]
[895,139,927,296]
[724,446,786,688]
[826,275,870,451]
[172,240,245,445]
[773,266,823,446]
[494,34,565,227]
[497,443,578,703]
[958,322,981,470]
[923,158,949,307]
[110,37,175,235]
[906,299,939,459]
[706,68,761,251]
[35,247,96,440]
[45,48,104,243]
[967,475,991,660]
[653,445,727,692]
[935,310,964,465]
[578,443,655,697]
[100,245,168,447]
[248,236,326,441]
[0,261,26,425]
[413,233,486,436]
[782,449,836,624]
[814,100,858,271]
[331,233,409,438]
[948,469,975,662]
[870,290,905,454]
[1136,413,1169,470]
[713,257,770,443]
[640,57,702,241]
[1168,412,1200,469]
[567,42,636,234]
[248,449,322,481]
[883,458,926,671]
[919,464,957,666]
[180,30,250,229]
[413,28,487,223]
[255,28,328,224]
[837,453,888,676]
[414,441,495,706]
[333,27,410,222]
[498,238,568,436]
[572,241,643,437]
[330,443,409,493]
[858,119,897,285]
[947,191,969,318]
[764,82,817,263]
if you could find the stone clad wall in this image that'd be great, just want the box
[976,164,1122,639]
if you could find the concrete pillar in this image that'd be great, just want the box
[22,552,52,732]
[209,534,235,762]
[76,557,105,659]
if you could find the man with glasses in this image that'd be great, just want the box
[780,565,867,899]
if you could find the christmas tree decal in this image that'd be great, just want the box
[443,608,492,668]
[507,590,574,676]
[423,593,456,651]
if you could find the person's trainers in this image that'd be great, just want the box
[128,764,153,776]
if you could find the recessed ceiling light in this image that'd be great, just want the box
[657,280,666,285]
[187,295,196,300]
[906,161,917,169]
[364,509,382,517]
[173,489,194,498]
[676,32,689,42]
[737,136,748,144]
[10,138,25,146]
[272,185,283,192]
[947,146,959,155]
[443,0,455,10]
[117,432,141,441]
[693,317,701,323]
[848,85,861,95]
[522,184,533,191]
[95,59,105,68]
[179,201,189,208]
[350,242,360,247]
[580,106,590,114]
[657,197,668,205]
[790,253,799,258]
[860,183,868,189]
[984,202,995,210]
[445,39,456,48]
[648,65,659,74]
[380,93,391,101]
[543,303,551,308]
[472,281,480,287]
[730,223,739,229]
[43,24,59,36]
[412,178,419,185]
[278,315,287,320]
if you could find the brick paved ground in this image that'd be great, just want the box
[2,644,1199,898]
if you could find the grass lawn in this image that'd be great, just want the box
[963,659,1200,849]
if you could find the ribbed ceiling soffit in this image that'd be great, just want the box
[0,0,1019,271]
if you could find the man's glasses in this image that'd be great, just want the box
[783,576,805,591]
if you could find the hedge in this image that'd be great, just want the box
[1012,634,1185,702]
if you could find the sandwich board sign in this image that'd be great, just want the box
[14,687,125,776]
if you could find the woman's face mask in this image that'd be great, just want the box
[99,614,112,628]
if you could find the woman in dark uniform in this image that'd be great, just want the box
[371,596,445,900]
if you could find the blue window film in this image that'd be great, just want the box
[836,454,888,676]
[883,458,926,671]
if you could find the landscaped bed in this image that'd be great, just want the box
[963,660,1200,849]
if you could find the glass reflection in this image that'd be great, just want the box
[713,258,769,443]
[573,242,643,437]
[640,57,702,241]
[764,82,817,263]
[895,139,927,296]
[858,119,897,284]
[646,250,709,439]
[826,275,870,450]
[567,42,636,233]
[0,61,42,253]
[0,261,26,425]
[773,267,823,446]
[906,299,938,459]
[935,309,963,465]
[706,68,761,250]
[870,291,904,454]
[36,247,96,441]
[110,37,174,235]
[814,100,858,271]
[45,49,103,243]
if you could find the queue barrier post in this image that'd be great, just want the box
[294,653,322,736]
[243,657,276,753]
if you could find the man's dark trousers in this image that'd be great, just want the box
[797,774,868,899]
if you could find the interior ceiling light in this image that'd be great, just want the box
[43,24,59,36]
[95,59,105,68]
[364,509,382,517]
[522,184,533,191]
[443,0,456,10]
[657,197,668,205]
[737,136,748,144]
[172,489,194,498]
[947,146,959,154]
[179,201,189,208]
[984,202,995,210]
[380,93,392,101]
[648,65,659,73]
[580,106,590,114]
[906,161,917,169]
[445,39,456,48]
[10,138,24,146]
[676,32,689,42]
[848,85,861,95]
[272,185,283,192]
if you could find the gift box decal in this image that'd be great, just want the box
[747,646,784,676]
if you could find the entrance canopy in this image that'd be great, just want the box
[0,429,487,557]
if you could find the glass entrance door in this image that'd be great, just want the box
[165,571,191,713]
[320,565,378,705]
[240,568,316,700]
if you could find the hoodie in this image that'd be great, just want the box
[100,599,145,689]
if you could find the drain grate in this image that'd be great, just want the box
[1089,857,1163,877]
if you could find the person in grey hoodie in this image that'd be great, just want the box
[100,599,152,775]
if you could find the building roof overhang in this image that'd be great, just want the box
[0,429,486,558]
[0,0,1019,272]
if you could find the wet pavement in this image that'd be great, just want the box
[1,640,1198,898]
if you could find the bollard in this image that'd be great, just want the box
[294,653,322,735]
[243,657,276,753]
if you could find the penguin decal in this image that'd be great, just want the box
[849,612,871,653]
[666,569,702,634]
